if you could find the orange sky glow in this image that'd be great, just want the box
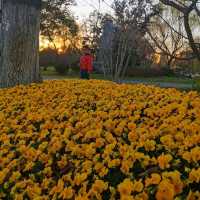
[40,34,82,53]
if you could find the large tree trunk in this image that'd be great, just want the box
[0,0,42,88]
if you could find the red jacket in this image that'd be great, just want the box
[80,55,93,72]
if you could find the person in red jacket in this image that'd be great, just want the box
[80,46,93,79]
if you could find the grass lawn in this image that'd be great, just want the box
[41,67,111,80]
[41,66,193,85]
[41,66,61,76]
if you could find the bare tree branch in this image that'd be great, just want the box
[159,0,186,13]
[159,0,200,61]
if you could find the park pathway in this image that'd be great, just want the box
[122,80,193,90]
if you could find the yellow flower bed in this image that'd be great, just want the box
[0,80,200,200]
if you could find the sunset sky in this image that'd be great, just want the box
[40,0,114,51]
[71,0,114,21]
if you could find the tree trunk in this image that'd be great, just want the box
[184,14,200,61]
[167,57,174,67]
[0,0,42,88]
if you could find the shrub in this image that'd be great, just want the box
[126,66,174,77]
[161,65,175,76]
[54,64,68,74]
[55,52,81,75]
[40,48,81,75]
[54,55,68,74]
[0,80,200,199]
[39,48,57,70]
[126,67,164,77]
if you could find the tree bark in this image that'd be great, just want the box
[0,0,42,88]
[184,14,200,61]
[167,57,174,67]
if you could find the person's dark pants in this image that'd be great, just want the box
[80,70,90,80]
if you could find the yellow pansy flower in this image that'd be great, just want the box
[156,180,175,200]
[118,179,134,196]
[157,154,173,169]
[145,173,161,187]
[189,168,200,183]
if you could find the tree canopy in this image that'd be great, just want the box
[41,0,78,43]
